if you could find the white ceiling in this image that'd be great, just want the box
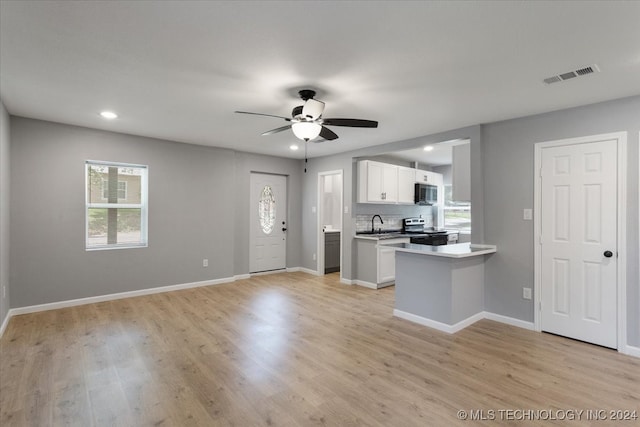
[1,1,639,159]
[386,139,470,167]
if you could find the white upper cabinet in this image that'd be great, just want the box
[452,143,471,202]
[357,160,398,203]
[358,160,444,205]
[415,169,443,187]
[397,166,416,204]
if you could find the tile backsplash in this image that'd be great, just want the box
[355,211,434,233]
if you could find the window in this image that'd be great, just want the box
[258,185,276,235]
[86,161,148,250]
[443,184,471,232]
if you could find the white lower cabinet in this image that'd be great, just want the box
[377,244,397,283]
[355,237,409,288]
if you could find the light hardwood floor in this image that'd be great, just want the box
[1,272,638,426]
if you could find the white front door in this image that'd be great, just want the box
[540,138,618,348]
[250,173,287,273]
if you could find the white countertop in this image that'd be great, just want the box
[381,242,497,258]
[354,233,409,241]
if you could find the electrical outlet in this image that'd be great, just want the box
[311,206,316,214]
[523,287,532,300]
[203,259,209,268]
[312,253,316,261]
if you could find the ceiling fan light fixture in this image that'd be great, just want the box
[302,98,325,120]
[291,122,322,141]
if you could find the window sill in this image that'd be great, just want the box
[86,243,148,251]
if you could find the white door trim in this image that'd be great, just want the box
[534,131,627,353]
[317,170,344,279]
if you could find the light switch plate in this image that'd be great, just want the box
[523,287,532,300]
[523,209,533,220]
[312,206,316,214]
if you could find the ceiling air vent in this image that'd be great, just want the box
[543,64,600,85]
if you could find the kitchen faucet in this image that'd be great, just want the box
[371,214,384,233]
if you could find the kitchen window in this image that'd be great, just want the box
[443,184,471,232]
[86,160,148,250]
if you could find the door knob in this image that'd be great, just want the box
[603,250,613,258]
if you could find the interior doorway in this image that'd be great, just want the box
[317,170,343,276]
[534,132,627,350]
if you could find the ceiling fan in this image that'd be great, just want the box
[235,89,378,142]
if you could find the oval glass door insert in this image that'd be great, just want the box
[259,185,276,234]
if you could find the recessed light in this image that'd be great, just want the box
[289,144,299,151]
[423,145,434,152]
[100,111,118,120]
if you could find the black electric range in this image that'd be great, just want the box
[402,217,448,246]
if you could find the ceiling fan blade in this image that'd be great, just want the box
[302,99,325,120]
[322,118,378,128]
[261,125,291,136]
[235,111,291,121]
[318,126,339,141]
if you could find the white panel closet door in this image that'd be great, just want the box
[540,139,617,348]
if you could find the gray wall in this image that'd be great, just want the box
[9,117,302,307]
[0,101,10,327]
[432,165,452,185]
[482,95,640,345]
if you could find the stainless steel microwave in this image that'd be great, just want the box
[414,183,437,205]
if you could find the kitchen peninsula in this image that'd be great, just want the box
[385,242,496,333]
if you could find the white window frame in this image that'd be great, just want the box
[85,160,148,250]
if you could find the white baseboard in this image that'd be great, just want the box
[8,276,237,318]
[393,309,485,334]
[287,267,321,276]
[234,274,251,281]
[622,345,640,358]
[353,280,377,289]
[393,310,534,335]
[249,269,287,277]
[484,311,535,330]
[339,278,353,285]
